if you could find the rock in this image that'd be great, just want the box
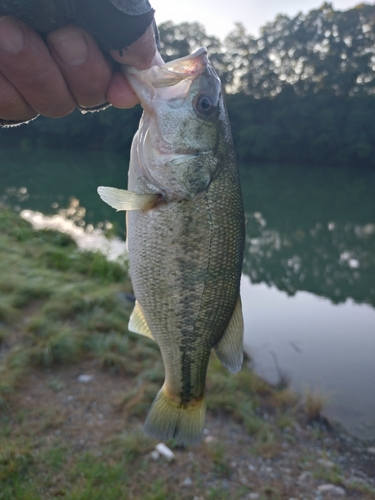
[248,464,256,472]
[298,471,312,482]
[317,459,335,469]
[317,485,335,493]
[77,374,94,383]
[335,486,346,497]
[248,494,260,499]
[155,443,175,461]
[182,477,193,487]
[116,292,135,303]
[221,480,230,490]
[204,435,216,444]
[150,450,160,460]
[334,487,346,496]
[346,476,365,485]
[367,447,375,455]
[317,484,345,496]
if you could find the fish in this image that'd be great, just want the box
[98,47,245,445]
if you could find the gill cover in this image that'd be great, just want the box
[124,48,224,201]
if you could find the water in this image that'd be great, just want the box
[1,148,374,439]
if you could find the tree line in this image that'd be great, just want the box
[2,3,375,168]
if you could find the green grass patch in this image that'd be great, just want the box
[0,207,329,500]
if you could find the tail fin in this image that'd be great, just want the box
[144,385,206,446]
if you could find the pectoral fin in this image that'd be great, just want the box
[128,301,155,342]
[97,186,158,211]
[214,296,244,373]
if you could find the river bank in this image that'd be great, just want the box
[0,207,374,499]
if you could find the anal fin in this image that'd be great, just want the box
[128,301,155,342]
[214,296,244,373]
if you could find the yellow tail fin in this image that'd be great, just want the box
[144,385,206,446]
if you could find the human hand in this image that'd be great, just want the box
[0,16,161,124]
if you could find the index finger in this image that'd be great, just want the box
[110,25,163,69]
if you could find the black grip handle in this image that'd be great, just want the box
[0,0,155,50]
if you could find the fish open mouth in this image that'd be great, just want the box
[125,47,209,91]
[162,47,208,75]
[149,48,209,88]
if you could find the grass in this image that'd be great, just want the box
[2,207,372,500]
[0,208,133,402]
[206,441,231,477]
[0,205,303,429]
[303,388,329,422]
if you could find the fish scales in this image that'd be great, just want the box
[128,166,243,404]
[98,47,245,445]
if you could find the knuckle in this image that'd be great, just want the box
[18,67,76,117]
[37,93,76,118]
[0,78,34,121]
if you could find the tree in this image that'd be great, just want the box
[158,21,231,86]
[226,3,375,97]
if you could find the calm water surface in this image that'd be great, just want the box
[1,148,374,439]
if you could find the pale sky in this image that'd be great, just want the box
[151,0,366,39]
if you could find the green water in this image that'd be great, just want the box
[1,147,374,439]
[241,164,375,306]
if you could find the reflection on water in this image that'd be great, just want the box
[241,165,375,306]
[244,212,375,306]
[21,205,127,262]
[0,147,128,234]
[241,277,375,439]
[1,149,374,438]
[240,165,375,439]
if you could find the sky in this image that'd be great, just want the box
[151,0,367,39]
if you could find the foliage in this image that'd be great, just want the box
[228,3,375,98]
[227,89,375,167]
[303,389,329,421]
[2,5,375,168]
[158,21,232,87]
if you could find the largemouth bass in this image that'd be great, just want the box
[98,48,245,445]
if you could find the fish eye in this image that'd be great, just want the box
[194,93,216,117]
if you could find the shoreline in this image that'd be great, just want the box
[20,207,375,443]
[0,206,374,499]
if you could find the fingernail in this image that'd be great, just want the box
[49,30,89,66]
[0,16,24,53]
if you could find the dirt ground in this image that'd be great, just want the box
[5,358,375,500]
